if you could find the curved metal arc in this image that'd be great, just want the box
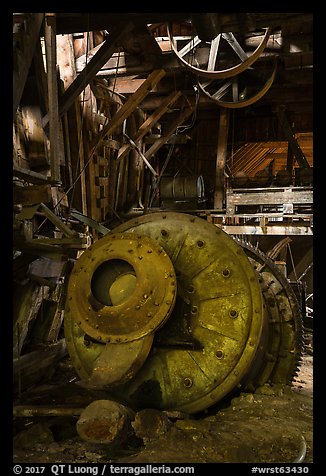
[198,60,277,109]
[167,23,272,79]
[234,237,304,384]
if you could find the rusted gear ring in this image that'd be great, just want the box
[65,232,177,344]
[234,238,303,384]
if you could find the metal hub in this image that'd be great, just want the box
[65,232,177,344]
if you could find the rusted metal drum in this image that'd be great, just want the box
[64,212,302,413]
[160,175,205,202]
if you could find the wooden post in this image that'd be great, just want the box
[214,109,229,210]
[44,13,61,183]
[13,13,44,117]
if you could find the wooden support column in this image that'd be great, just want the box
[13,13,44,117]
[214,109,229,210]
[276,105,310,169]
[44,13,61,183]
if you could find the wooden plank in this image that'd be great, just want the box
[13,13,44,116]
[73,101,88,215]
[13,185,52,205]
[28,237,88,246]
[95,186,108,199]
[43,22,134,127]
[217,224,313,236]
[214,109,229,209]
[32,39,49,113]
[96,198,108,208]
[84,140,99,221]
[13,340,67,393]
[57,34,77,188]
[95,177,109,186]
[23,106,49,169]
[56,34,76,89]
[39,203,77,237]
[227,190,313,206]
[44,14,61,182]
[14,406,84,417]
[288,247,313,281]
[276,107,310,168]
[13,239,69,260]
[94,156,109,166]
[102,139,120,150]
[117,90,182,161]
[13,283,47,358]
[144,106,194,160]
[13,166,58,185]
[90,69,166,151]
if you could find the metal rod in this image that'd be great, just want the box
[13,405,84,417]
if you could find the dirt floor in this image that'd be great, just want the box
[12,345,313,465]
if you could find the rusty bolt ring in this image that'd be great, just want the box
[67,233,177,343]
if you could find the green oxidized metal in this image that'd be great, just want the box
[64,212,301,413]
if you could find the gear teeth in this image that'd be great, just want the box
[237,238,304,387]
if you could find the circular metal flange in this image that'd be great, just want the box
[66,232,177,344]
[66,212,265,413]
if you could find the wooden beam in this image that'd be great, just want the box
[13,340,67,393]
[13,166,59,185]
[117,91,182,161]
[214,109,229,209]
[288,247,313,281]
[13,13,44,117]
[39,203,78,237]
[14,406,84,418]
[44,13,61,182]
[276,106,310,168]
[67,101,88,215]
[90,69,166,151]
[13,185,52,206]
[226,189,313,207]
[218,224,313,236]
[144,106,194,160]
[42,21,134,127]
